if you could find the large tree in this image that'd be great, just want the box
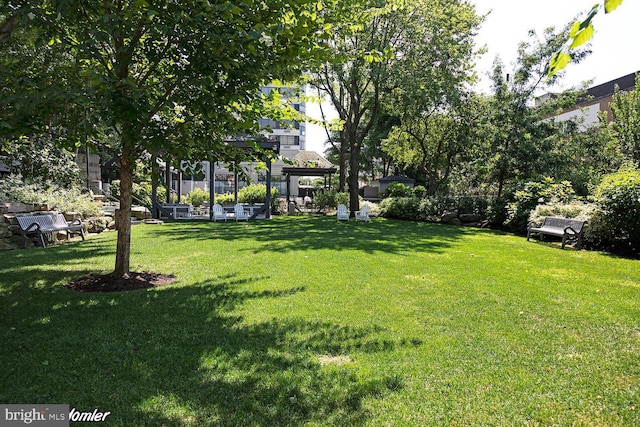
[485,27,589,197]
[311,0,481,213]
[382,95,484,195]
[1,0,334,277]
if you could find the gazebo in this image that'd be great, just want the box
[207,137,280,220]
[281,151,337,203]
[151,137,280,220]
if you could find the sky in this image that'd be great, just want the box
[305,0,640,154]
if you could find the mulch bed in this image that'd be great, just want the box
[65,271,176,292]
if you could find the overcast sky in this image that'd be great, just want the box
[306,0,640,153]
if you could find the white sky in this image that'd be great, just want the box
[305,0,640,153]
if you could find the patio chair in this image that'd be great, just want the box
[337,204,349,221]
[212,203,227,221]
[234,203,249,221]
[355,204,371,222]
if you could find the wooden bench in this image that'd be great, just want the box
[16,214,85,248]
[527,217,586,249]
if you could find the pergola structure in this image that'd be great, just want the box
[281,166,337,203]
[207,137,280,220]
[151,137,280,220]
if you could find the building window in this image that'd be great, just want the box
[279,135,299,145]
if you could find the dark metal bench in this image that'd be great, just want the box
[527,217,586,249]
[16,214,85,248]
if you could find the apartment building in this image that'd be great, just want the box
[179,83,310,198]
[539,70,638,131]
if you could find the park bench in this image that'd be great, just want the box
[526,217,586,249]
[16,213,85,248]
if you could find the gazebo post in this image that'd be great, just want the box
[233,166,239,204]
[165,160,171,203]
[151,151,158,219]
[265,156,272,219]
[286,172,291,203]
[209,161,215,221]
[177,166,182,203]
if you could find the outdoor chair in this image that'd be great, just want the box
[234,203,249,221]
[337,204,349,221]
[212,203,227,221]
[355,204,371,222]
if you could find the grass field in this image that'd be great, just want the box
[1,216,638,426]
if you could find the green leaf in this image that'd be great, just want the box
[605,0,624,13]
[569,21,581,38]
[548,52,571,78]
[570,23,594,49]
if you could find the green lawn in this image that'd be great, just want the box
[1,217,638,426]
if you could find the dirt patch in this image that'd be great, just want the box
[65,271,176,292]
[318,355,353,366]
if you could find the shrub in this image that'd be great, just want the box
[238,184,280,205]
[379,197,420,220]
[528,200,597,227]
[313,190,349,210]
[383,182,413,198]
[593,167,640,248]
[417,198,438,221]
[185,187,210,207]
[215,193,234,205]
[456,196,489,215]
[487,196,509,227]
[0,174,102,218]
[412,185,427,199]
[505,178,576,234]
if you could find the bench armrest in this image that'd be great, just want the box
[564,226,579,235]
[25,222,41,233]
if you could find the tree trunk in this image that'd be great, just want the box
[338,130,347,192]
[348,140,360,216]
[114,136,135,277]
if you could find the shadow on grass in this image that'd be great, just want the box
[148,216,472,256]
[0,271,414,426]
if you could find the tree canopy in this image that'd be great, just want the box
[1,0,336,276]
[310,0,482,214]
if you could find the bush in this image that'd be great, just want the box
[0,174,102,218]
[215,193,234,205]
[528,200,597,227]
[593,167,640,249]
[505,178,576,234]
[383,182,413,198]
[238,184,280,205]
[487,196,509,227]
[379,197,420,220]
[185,187,210,207]
[412,185,427,199]
[313,190,349,210]
[417,198,438,221]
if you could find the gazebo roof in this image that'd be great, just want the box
[224,136,280,155]
[281,151,336,176]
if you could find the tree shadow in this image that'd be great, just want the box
[0,272,416,426]
[147,216,474,256]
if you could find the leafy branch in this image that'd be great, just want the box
[547,0,623,78]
